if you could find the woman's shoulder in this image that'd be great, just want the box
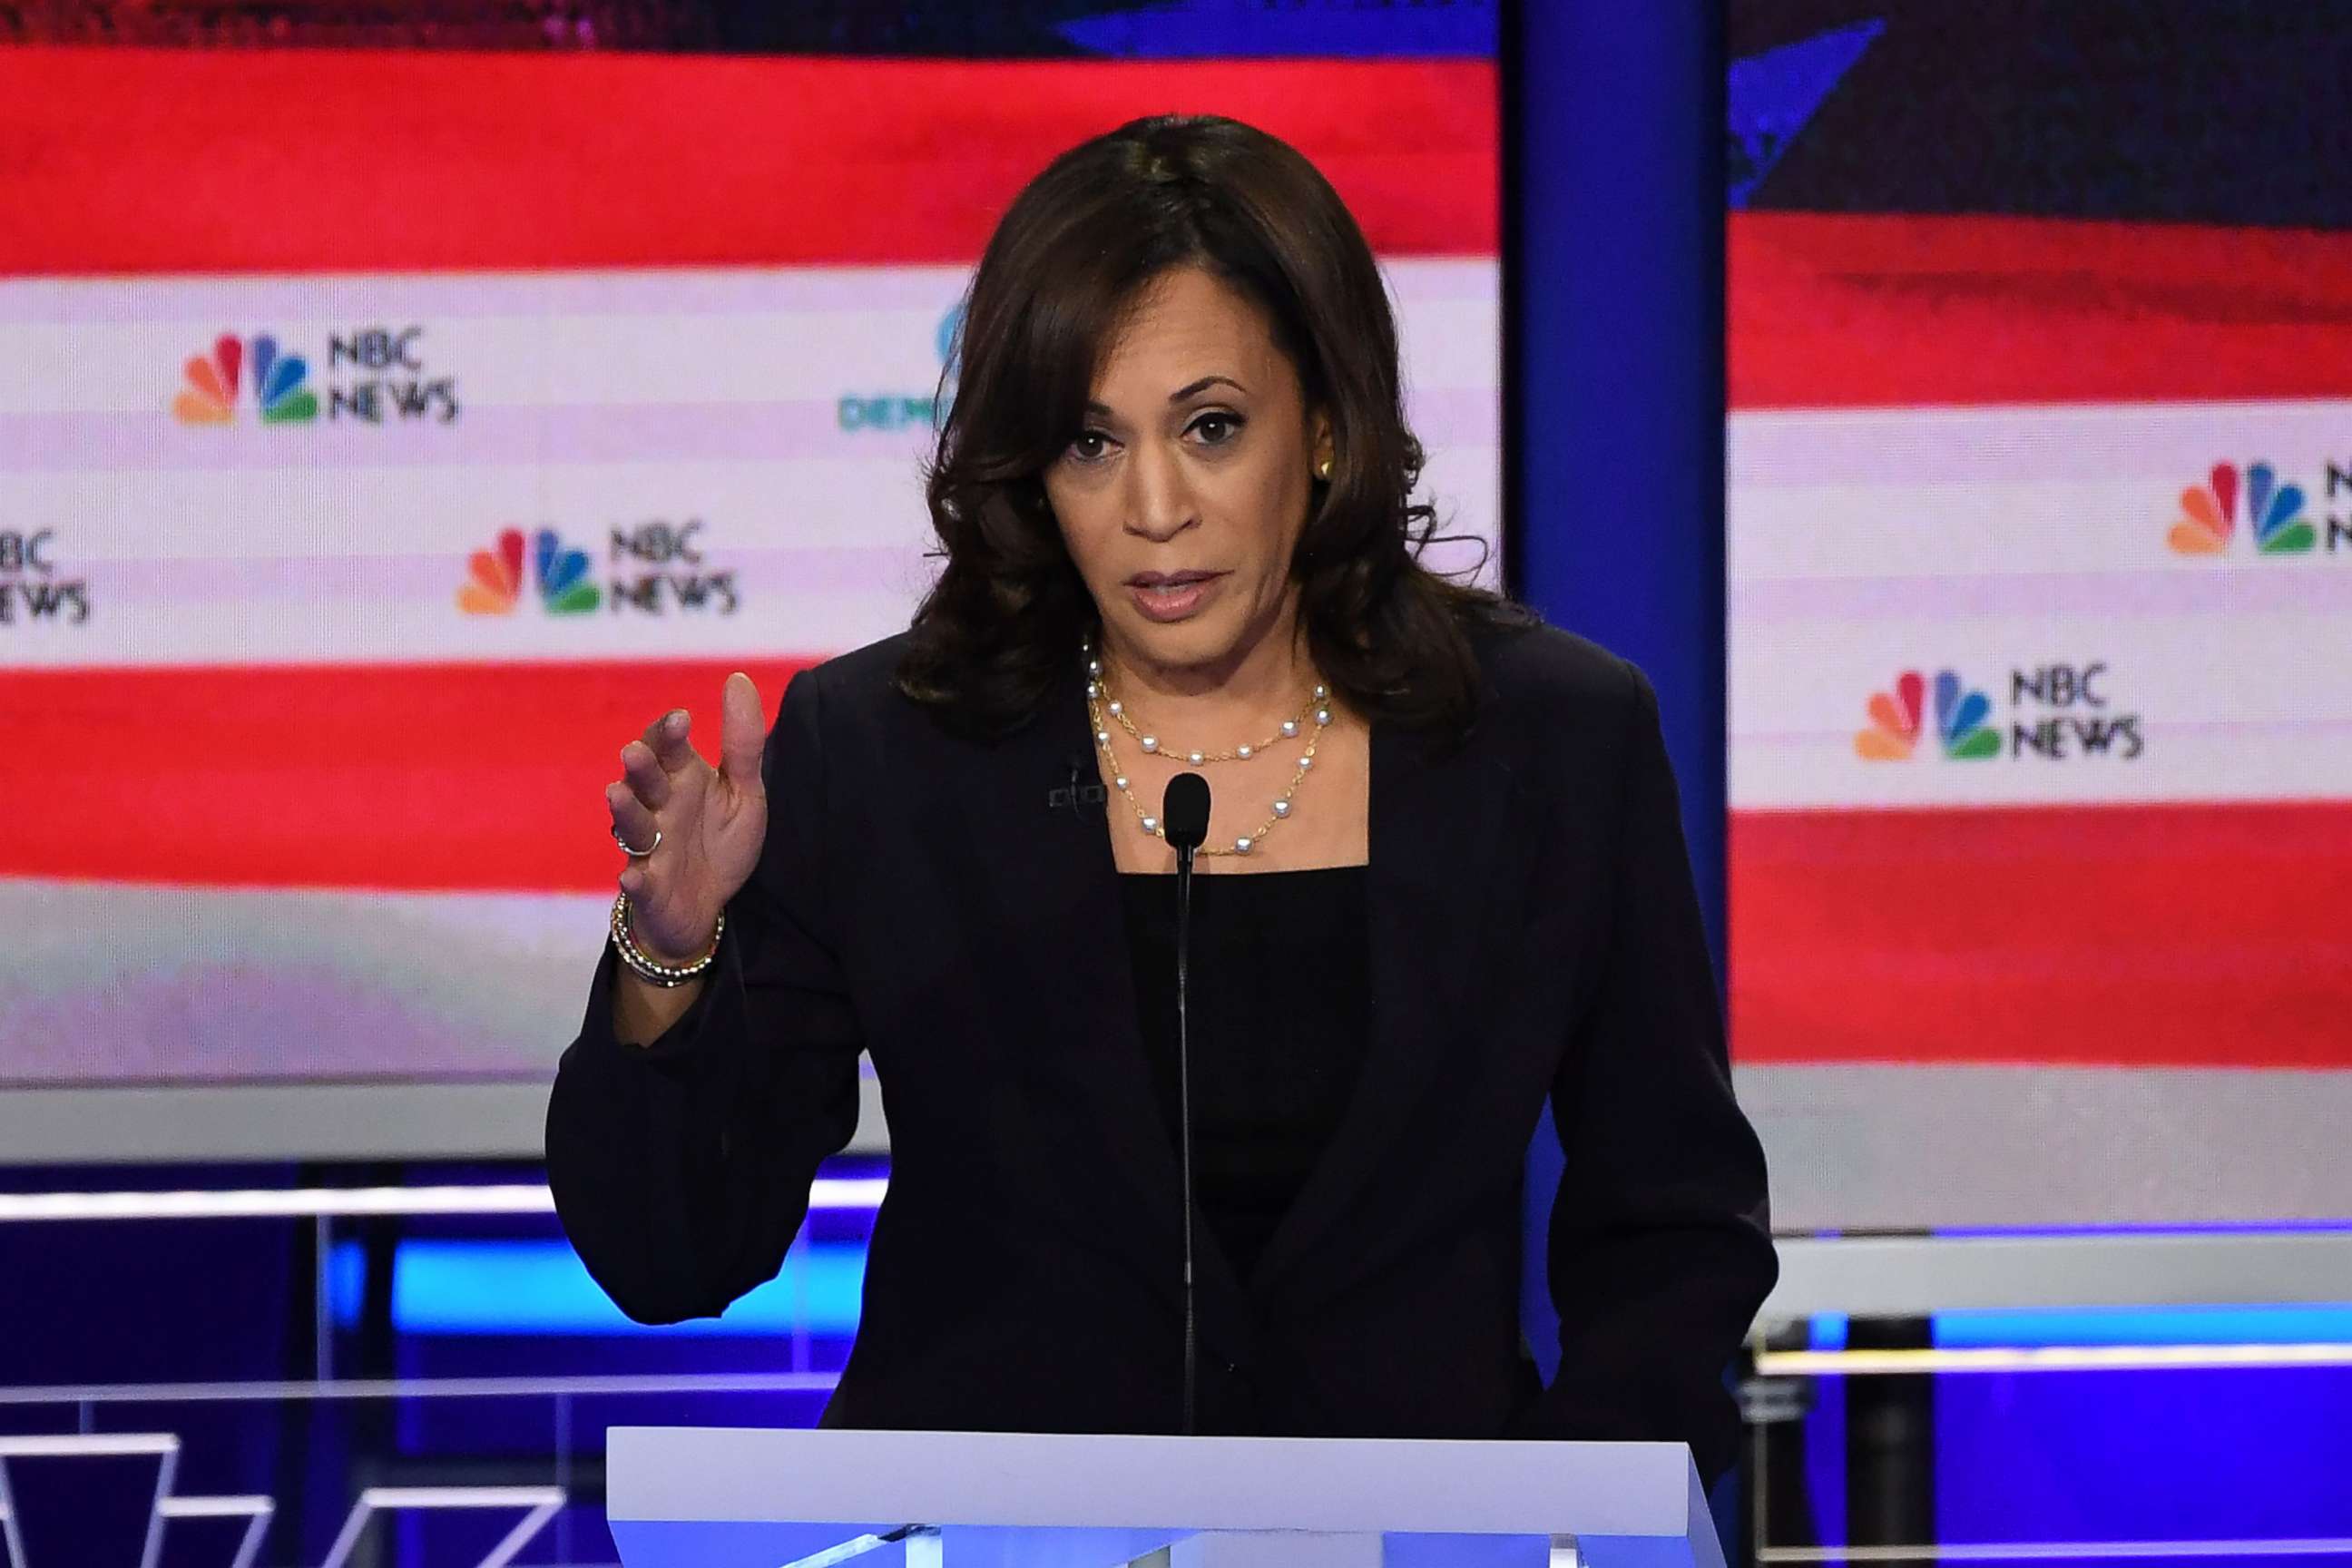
[1459,619,1664,799]
[778,632,932,756]
[802,630,921,707]
[1468,616,1650,729]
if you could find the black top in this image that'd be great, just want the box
[1119,867,1371,1286]
[544,622,1776,1476]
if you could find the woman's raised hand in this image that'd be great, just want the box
[605,671,768,963]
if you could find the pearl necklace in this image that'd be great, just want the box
[1082,641,1331,857]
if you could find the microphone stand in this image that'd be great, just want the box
[1176,830,1198,1436]
[1161,772,1210,1436]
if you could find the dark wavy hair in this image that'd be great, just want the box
[895,113,1524,739]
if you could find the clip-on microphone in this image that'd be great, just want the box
[1048,755,1108,817]
[1160,771,1211,1436]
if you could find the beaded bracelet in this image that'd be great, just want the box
[610,891,724,987]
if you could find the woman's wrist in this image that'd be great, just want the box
[611,892,723,986]
[635,914,720,967]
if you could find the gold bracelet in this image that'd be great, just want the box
[610,891,724,987]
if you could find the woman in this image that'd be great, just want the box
[546,113,1776,1481]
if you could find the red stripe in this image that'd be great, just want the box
[0,49,1494,274]
[1730,212,2352,408]
[5,661,815,892]
[31,662,2352,1073]
[1730,801,2352,1069]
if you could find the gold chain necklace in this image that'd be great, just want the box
[1083,641,1329,857]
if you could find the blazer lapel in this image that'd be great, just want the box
[1246,707,1519,1305]
[948,653,1516,1340]
[955,654,1251,1336]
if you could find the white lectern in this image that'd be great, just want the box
[604,1427,1725,1568]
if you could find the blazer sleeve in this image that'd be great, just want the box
[544,666,864,1325]
[1527,659,1779,1484]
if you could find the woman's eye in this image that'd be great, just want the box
[1189,413,1243,446]
[1068,431,1112,463]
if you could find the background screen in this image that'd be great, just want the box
[1726,0,2352,1228]
[0,26,1498,1137]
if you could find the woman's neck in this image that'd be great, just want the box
[1098,605,1317,736]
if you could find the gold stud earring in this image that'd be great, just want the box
[1314,455,1334,481]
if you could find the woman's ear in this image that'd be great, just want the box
[1310,414,1335,478]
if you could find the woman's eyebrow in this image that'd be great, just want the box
[1169,375,1248,401]
[1084,375,1250,416]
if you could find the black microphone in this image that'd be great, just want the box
[1160,772,1210,1435]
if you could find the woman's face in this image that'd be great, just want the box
[1044,264,1329,680]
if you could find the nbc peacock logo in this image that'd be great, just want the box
[1855,669,2001,761]
[457,527,601,616]
[2168,461,2316,556]
[171,333,320,426]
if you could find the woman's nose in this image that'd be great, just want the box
[1124,443,1198,541]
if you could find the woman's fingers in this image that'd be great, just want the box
[613,705,708,902]
[620,740,671,810]
[642,707,696,774]
[717,672,766,801]
[607,781,659,852]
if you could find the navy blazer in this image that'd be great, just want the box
[545,621,1777,1480]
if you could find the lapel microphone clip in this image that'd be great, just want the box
[1048,756,1109,817]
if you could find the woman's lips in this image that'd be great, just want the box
[1126,571,1227,623]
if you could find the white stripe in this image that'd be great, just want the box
[1731,611,2352,808]
[358,1486,565,1508]
[0,261,1494,414]
[1757,1343,2352,1375]
[1733,475,2352,583]
[1,448,1496,558]
[0,443,1497,670]
[156,1497,273,1517]
[0,1180,885,1222]
[0,1434,177,1456]
[1740,1065,2352,1236]
[1730,397,2352,807]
